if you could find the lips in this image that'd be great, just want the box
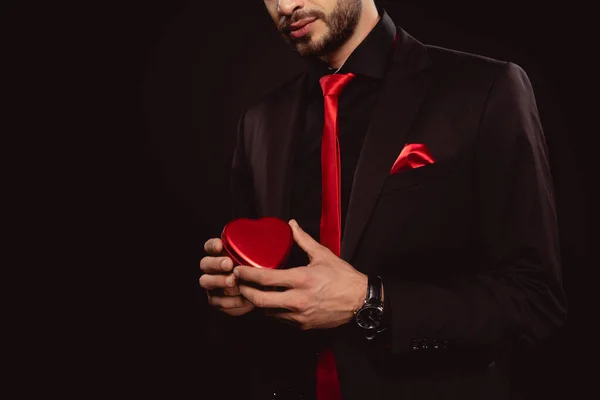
[289,17,317,30]
[286,17,317,39]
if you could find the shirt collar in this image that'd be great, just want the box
[306,6,397,92]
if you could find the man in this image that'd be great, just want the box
[199,1,567,399]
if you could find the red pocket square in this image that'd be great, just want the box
[389,143,435,175]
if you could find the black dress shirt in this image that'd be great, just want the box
[271,8,397,399]
[287,7,397,270]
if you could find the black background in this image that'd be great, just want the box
[57,0,593,398]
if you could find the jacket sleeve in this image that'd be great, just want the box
[229,109,258,222]
[207,109,315,395]
[204,109,267,392]
[384,62,568,357]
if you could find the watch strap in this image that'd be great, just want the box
[366,275,383,306]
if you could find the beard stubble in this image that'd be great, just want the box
[279,0,362,57]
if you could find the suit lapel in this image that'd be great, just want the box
[341,29,433,263]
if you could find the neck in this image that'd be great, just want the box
[320,2,380,69]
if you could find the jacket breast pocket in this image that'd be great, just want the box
[380,157,463,195]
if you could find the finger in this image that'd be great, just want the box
[223,286,241,296]
[233,265,304,288]
[200,256,234,273]
[289,219,322,260]
[222,302,255,317]
[238,284,295,309]
[207,284,240,297]
[208,294,252,309]
[207,291,255,316]
[199,273,236,291]
[204,238,223,255]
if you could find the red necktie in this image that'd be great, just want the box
[317,72,355,400]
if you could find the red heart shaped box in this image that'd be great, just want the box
[220,217,293,269]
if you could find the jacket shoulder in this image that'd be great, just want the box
[243,72,307,116]
[423,44,533,97]
[426,44,508,72]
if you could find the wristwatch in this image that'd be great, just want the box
[354,275,385,337]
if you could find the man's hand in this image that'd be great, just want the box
[199,238,255,317]
[234,219,367,330]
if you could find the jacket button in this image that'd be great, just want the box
[411,338,422,351]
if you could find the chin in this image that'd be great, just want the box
[294,43,314,57]
[293,36,326,57]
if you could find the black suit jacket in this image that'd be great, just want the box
[215,26,567,400]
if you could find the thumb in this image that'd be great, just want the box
[289,219,322,261]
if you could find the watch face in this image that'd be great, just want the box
[356,305,383,330]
